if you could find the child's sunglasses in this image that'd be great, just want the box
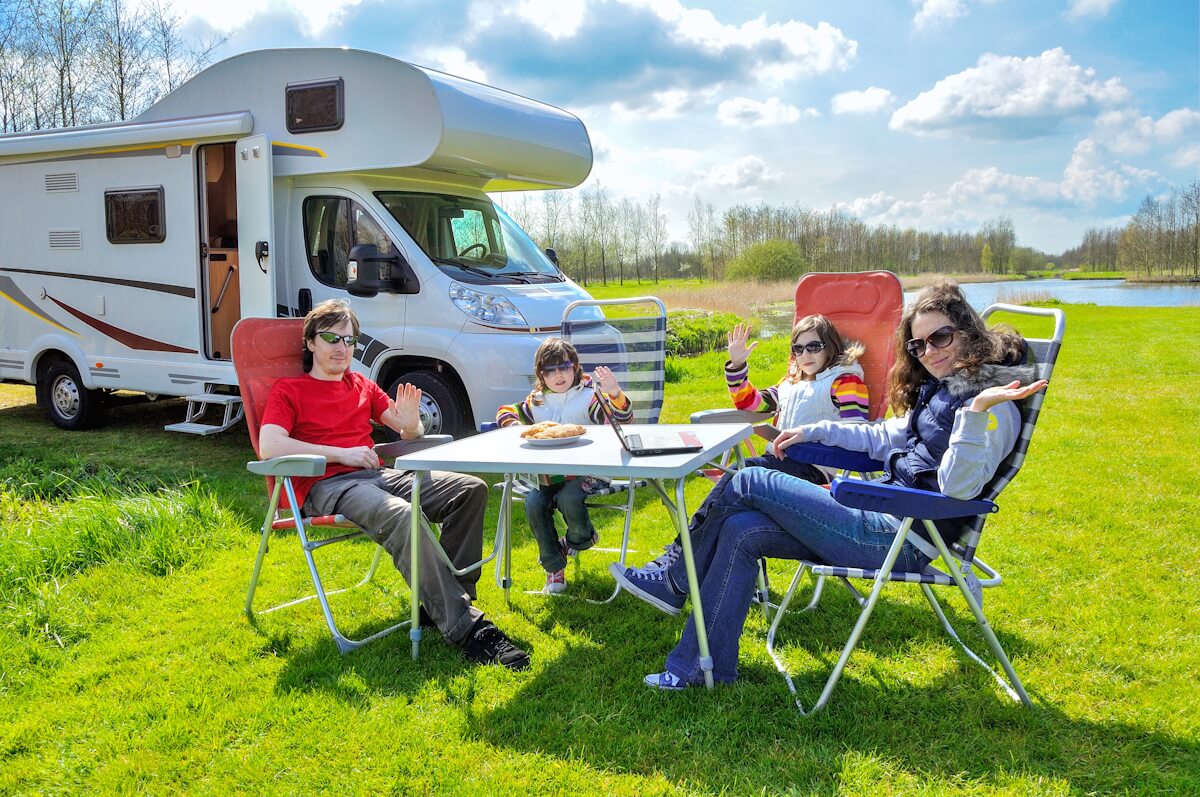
[791,341,827,356]
[905,325,956,358]
[540,362,575,376]
[316,331,359,347]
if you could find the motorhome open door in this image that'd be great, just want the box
[235,135,275,319]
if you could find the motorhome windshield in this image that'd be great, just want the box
[376,192,562,284]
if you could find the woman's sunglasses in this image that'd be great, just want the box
[791,340,827,356]
[905,325,956,358]
[540,362,576,376]
[316,331,359,347]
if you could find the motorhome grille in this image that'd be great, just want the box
[48,229,82,249]
[44,173,79,192]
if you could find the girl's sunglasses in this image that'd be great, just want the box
[905,325,956,358]
[791,340,827,356]
[316,331,359,347]
[540,362,576,376]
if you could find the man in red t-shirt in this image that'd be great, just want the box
[260,299,528,670]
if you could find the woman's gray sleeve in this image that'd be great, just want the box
[937,403,1020,500]
[804,416,909,461]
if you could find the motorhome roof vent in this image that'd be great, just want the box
[45,172,79,193]
[49,229,82,250]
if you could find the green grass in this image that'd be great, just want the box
[1,304,1199,795]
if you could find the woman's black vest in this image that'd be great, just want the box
[884,379,971,493]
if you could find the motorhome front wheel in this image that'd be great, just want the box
[388,371,470,439]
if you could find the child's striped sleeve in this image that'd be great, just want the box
[589,390,633,424]
[496,400,533,427]
[726,361,780,413]
[830,374,870,421]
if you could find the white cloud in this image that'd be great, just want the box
[1065,0,1119,20]
[1059,139,1130,201]
[948,167,1060,204]
[611,88,707,120]
[174,0,362,37]
[514,0,588,38]
[890,48,1129,138]
[716,97,814,127]
[414,47,489,83]
[1094,107,1200,154]
[912,0,967,30]
[701,155,781,190]
[1170,144,1200,169]
[831,87,895,115]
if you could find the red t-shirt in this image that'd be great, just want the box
[260,371,391,508]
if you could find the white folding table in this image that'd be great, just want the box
[392,422,752,688]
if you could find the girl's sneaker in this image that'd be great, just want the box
[544,569,567,594]
[560,532,600,558]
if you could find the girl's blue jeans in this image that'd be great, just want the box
[664,466,930,685]
[525,479,595,573]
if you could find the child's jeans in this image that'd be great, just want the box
[525,479,597,573]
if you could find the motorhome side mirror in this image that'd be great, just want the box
[346,244,383,297]
[544,247,559,266]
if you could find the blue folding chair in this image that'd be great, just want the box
[767,303,1064,713]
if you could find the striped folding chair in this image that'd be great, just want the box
[490,297,668,601]
[768,303,1064,713]
[233,317,488,655]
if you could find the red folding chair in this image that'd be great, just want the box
[690,271,904,613]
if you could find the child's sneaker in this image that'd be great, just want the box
[609,562,686,616]
[544,568,567,594]
[560,532,600,558]
[644,671,691,690]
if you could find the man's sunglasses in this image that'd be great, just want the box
[905,325,956,358]
[316,331,359,348]
[791,340,827,356]
[540,362,576,376]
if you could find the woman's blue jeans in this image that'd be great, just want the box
[664,467,930,685]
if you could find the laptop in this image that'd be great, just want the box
[594,382,703,456]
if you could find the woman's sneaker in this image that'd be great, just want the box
[544,569,567,595]
[609,563,686,616]
[461,620,530,670]
[642,541,682,573]
[644,671,691,690]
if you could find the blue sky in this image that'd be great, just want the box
[174,0,1199,254]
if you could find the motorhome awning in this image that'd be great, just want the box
[0,112,253,160]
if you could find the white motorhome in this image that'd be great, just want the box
[0,48,596,436]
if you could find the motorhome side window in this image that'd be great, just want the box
[286,78,344,133]
[303,197,396,288]
[105,187,165,244]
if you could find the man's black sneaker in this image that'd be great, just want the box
[461,620,530,670]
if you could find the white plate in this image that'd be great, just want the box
[521,432,587,447]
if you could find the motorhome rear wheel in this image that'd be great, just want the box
[40,361,106,431]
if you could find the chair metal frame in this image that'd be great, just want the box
[765,303,1064,713]
[233,317,501,655]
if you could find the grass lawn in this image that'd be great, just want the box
[1,303,1198,795]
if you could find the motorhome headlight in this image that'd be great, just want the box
[448,281,529,327]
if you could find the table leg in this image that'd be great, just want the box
[410,470,422,660]
[503,474,513,606]
[658,478,715,690]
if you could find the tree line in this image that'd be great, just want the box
[499,187,1051,286]
[0,0,223,132]
[1061,180,1200,278]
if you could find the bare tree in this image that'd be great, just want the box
[145,0,224,97]
[646,193,667,283]
[32,0,100,127]
[93,0,153,120]
[541,191,567,250]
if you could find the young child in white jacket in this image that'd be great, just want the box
[497,338,633,594]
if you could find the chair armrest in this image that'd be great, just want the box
[689,408,772,424]
[247,454,327,477]
[374,436,453,458]
[829,478,997,520]
[785,442,885,473]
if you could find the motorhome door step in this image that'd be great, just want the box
[164,391,244,435]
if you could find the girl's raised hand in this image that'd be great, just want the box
[727,322,758,369]
[594,365,621,396]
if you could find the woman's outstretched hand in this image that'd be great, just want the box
[727,322,758,369]
[969,379,1049,413]
[770,427,806,458]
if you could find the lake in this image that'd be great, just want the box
[909,278,1200,309]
